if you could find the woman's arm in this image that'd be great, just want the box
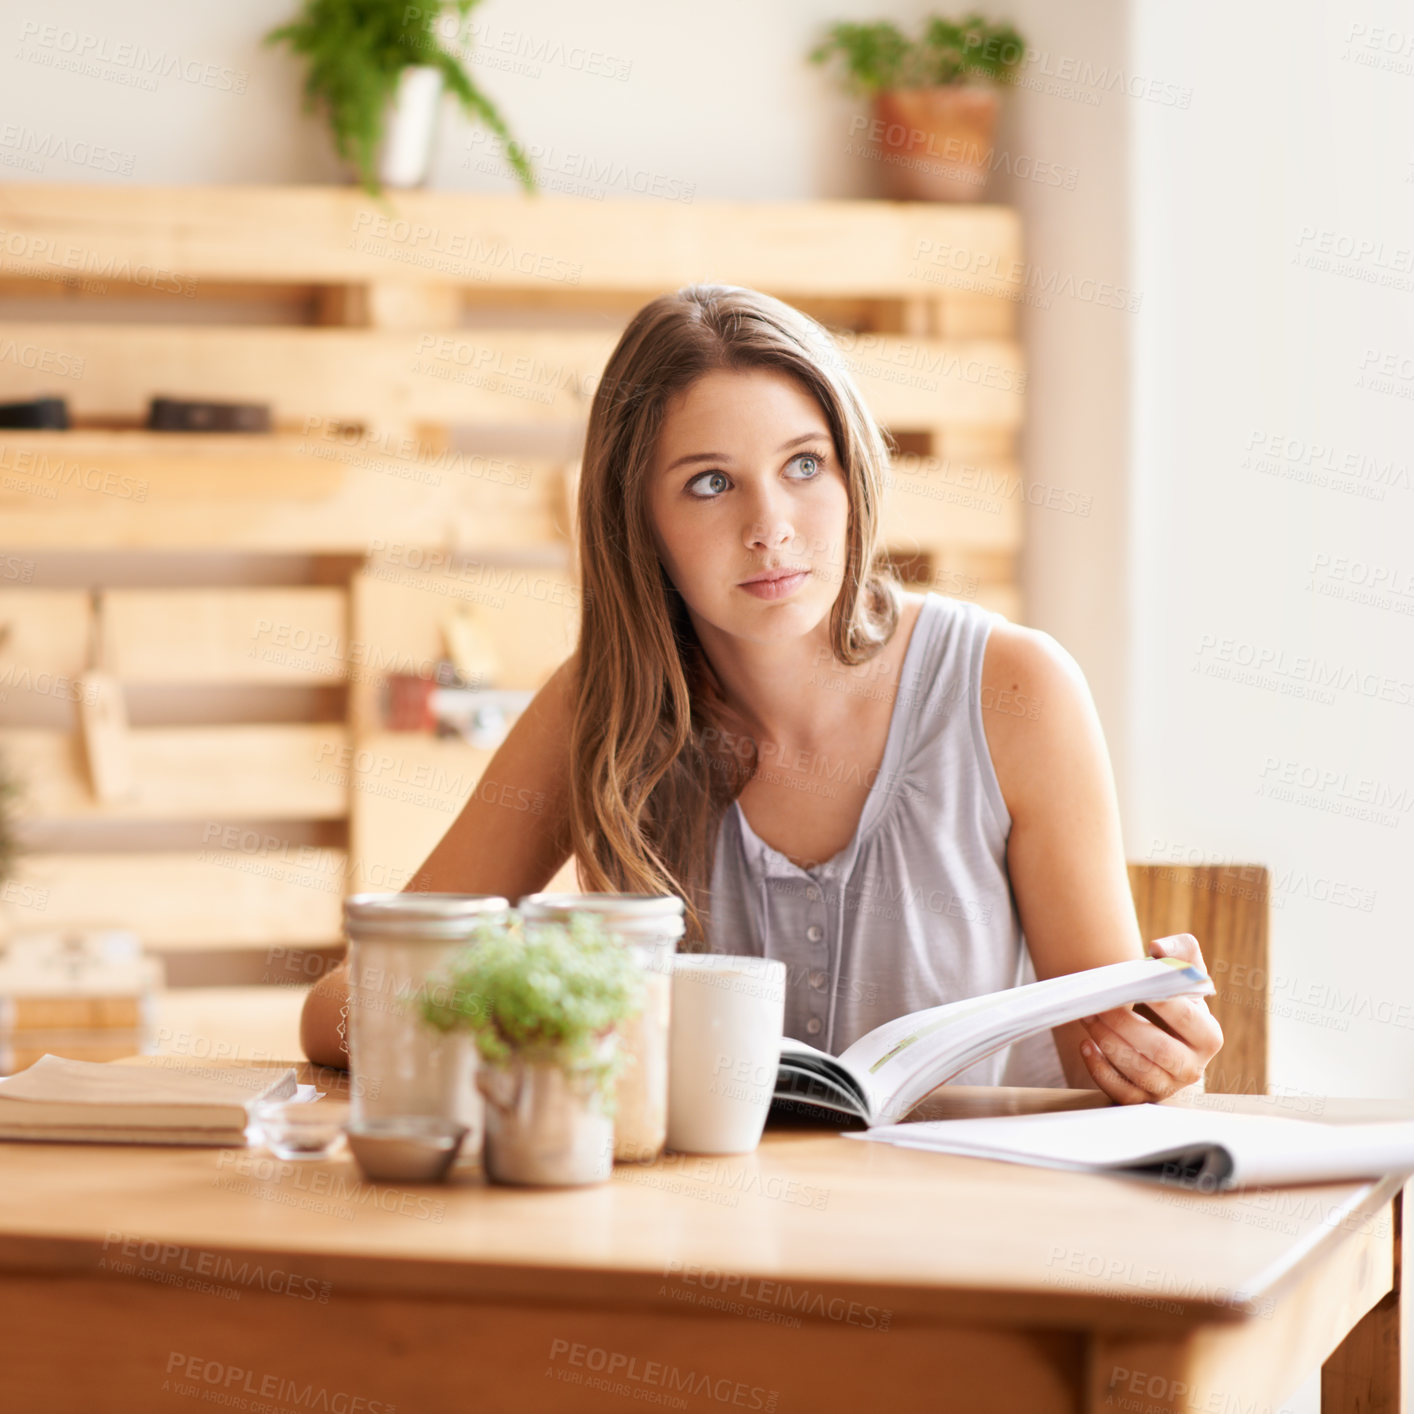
[980,621,1222,1101]
[298,655,579,1068]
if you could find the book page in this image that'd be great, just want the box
[839,958,1213,1124]
[777,1037,872,1117]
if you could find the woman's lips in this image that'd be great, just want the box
[739,570,809,600]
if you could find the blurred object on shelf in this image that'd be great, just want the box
[382,661,460,731]
[77,592,136,805]
[432,687,534,747]
[0,929,162,1075]
[146,397,271,433]
[0,396,69,429]
[441,607,501,686]
[382,670,532,747]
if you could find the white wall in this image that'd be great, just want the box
[1129,0,1414,1103]
[2,0,894,198]
[986,0,1135,805]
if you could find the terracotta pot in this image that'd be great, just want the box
[863,86,1000,202]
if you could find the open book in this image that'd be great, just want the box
[774,954,1214,1126]
[0,1054,300,1145]
[846,1103,1414,1191]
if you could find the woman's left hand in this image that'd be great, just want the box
[1077,933,1224,1103]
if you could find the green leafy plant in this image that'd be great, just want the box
[264,0,536,198]
[809,12,1027,97]
[421,912,645,1102]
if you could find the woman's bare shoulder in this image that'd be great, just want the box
[979,618,1100,820]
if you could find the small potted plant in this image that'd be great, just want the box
[264,0,536,197]
[421,911,645,1187]
[809,12,1026,201]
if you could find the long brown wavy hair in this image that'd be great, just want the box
[568,283,904,948]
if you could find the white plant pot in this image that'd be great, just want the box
[377,65,444,189]
[477,1042,617,1187]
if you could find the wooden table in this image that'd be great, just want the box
[0,1068,1408,1414]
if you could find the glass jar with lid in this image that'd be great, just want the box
[342,893,509,1154]
[517,892,683,1163]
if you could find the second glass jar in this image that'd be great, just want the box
[517,892,683,1163]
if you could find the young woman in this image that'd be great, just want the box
[301,283,1221,1102]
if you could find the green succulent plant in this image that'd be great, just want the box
[264,0,537,198]
[421,911,645,1102]
[809,12,1027,97]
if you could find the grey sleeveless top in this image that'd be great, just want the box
[706,591,1068,1088]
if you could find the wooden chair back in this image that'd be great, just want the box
[1127,863,1269,1096]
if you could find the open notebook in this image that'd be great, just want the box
[848,1103,1414,1190]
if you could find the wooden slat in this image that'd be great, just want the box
[103,588,347,683]
[342,727,580,894]
[317,280,464,329]
[0,185,1022,298]
[343,727,581,898]
[1127,864,1270,1096]
[347,733,488,888]
[935,426,1017,460]
[0,433,568,551]
[13,850,345,948]
[882,455,1023,551]
[934,293,1016,338]
[153,985,308,1061]
[0,589,90,679]
[0,726,347,820]
[0,325,1022,431]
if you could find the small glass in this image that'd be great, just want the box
[517,892,683,1163]
[247,1098,349,1160]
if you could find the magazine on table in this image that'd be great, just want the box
[845,1101,1414,1191]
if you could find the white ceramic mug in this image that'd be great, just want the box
[667,955,786,1154]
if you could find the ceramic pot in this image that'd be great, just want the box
[866,85,1000,202]
[478,1042,617,1187]
[376,64,445,188]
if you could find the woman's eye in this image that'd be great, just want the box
[685,452,827,499]
[686,470,731,498]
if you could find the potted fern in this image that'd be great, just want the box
[810,11,1026,201]
[264,0,536,197]
[421,911,645,1186]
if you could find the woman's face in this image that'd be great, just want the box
[645,367,850,645]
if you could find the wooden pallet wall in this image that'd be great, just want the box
[0,185,1025,980]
